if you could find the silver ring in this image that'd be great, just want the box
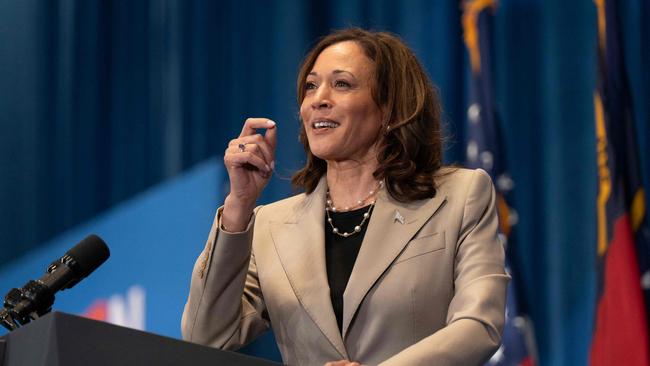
[238,143,246,153]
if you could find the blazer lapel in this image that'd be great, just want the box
[270,179,348,359]
[341,188,447,339]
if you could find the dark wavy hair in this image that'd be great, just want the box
[292,28,445,202]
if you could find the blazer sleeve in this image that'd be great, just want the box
[181,205,270,350]
[379,169,510,366]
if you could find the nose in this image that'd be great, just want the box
[311,84,332,110]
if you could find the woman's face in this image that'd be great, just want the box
[300,41,384,163]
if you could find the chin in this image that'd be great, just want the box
[309,143,346,161]
[309,148,335,162]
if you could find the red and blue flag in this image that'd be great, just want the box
[590,0,650,365]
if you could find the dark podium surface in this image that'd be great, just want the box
[0,312,281,366]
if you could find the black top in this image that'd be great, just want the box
[324,205,374,333]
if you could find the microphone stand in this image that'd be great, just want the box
[0,308,18,331]
[0,281,55,331]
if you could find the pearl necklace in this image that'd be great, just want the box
[326,181,383,212]
[325,181,383,238]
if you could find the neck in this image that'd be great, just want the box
[326,156,380,210]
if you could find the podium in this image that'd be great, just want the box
[0,312,281,366]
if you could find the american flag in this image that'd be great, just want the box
[462,1,536,365]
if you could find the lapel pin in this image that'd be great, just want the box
[394,210,405,224]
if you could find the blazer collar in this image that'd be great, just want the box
[269,178,348,358]
[341,186,447,339]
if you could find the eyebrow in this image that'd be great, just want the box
[308,70,356,78]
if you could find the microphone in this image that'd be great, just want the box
[0,234,110,331]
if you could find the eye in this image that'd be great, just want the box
[305,81,317,91]
[334,80,351,88]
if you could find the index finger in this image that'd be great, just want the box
[240,118,276,137]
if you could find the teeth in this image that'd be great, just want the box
[313,120,339,129]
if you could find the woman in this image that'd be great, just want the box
[182,28,509,366]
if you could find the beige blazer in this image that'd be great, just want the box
[182,168,509,365]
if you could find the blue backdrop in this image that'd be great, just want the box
[1,1,649,365]
[0,159,222,337]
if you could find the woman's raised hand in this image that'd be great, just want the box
[222,118,277,232]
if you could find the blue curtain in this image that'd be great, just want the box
[1,0,649,365]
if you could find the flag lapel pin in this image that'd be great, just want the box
[394,210,405,224]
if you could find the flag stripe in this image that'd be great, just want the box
[594,92,611,256]
[591,216,649,365]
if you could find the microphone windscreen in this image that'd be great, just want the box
[66,234,110,277]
